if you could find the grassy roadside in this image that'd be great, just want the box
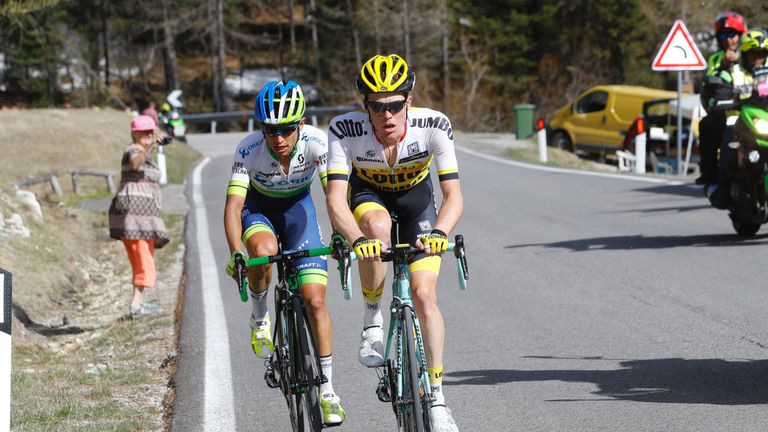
[2,108,200,431]
[504,141,620,172]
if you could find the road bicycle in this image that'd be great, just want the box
[234,245,335,431]
[332,214,468,432]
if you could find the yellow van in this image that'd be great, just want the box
[548,85,678,155]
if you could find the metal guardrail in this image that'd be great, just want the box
[182,105,360,133]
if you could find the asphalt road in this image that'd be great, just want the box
[171,132,768,432]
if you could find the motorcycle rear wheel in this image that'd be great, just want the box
[731,217,761,237]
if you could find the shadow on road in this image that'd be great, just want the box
[634,184,704,199]
[447,357,768,405]
[607,204,712,215]
[506,233,768,251]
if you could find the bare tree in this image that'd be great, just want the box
[160,0,179,92]
[402,0,410,62]
[100,0,109,87]
[346,0,361,66]
[217,0,228,110]
[289,0,296,53]
[309,0,321,85]
[207,0,221,111]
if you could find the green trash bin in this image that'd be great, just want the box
[513,104,537,139]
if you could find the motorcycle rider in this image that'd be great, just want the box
[708,28,768,209]
[697,12,747,186]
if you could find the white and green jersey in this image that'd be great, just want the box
[227,125,328,200]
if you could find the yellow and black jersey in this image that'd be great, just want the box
[326,107,459,192]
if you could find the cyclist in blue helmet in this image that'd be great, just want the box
[223,80,346,425]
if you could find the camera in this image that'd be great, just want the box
[159,136,173,145]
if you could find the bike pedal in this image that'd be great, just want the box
[264,365,280,389]
[376,378,392,403]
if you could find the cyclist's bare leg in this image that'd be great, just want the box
[300,282,333,356]
[410,271,444,368]
[244,231,278,294]
[357,209,391,326]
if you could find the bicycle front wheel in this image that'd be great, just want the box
[400,307,428,432]
[293,296,324,431]
[274,292,302,431]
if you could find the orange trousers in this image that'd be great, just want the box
[122,238,156,288]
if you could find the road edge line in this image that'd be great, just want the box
[192,157,236,430]
[455,145,685,185]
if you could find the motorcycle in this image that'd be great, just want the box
[713,67,768,236]
[160,111,186,140]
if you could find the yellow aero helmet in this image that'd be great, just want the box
[356,54,416,95]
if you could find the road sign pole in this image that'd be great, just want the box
[1,269,11,432]
[677,71,683,175]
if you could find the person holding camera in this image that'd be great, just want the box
[108,115,170,320]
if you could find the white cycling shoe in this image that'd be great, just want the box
[358,326,385,367]
[430,405,459,432]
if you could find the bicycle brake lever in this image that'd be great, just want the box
[235,254,249,302]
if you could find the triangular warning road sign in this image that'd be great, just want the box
[652,20,706,71]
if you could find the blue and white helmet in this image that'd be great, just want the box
[254,80,306,125]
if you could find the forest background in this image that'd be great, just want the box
[2,0,767,131]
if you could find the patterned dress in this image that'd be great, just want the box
[108,143,169,248]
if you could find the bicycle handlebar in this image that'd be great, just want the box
[233,246,334,303]
[245,246,333,267]
[333,235,470,300]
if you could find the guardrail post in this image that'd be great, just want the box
[311,115,318,127]
[1,268,11,432]
[535,118,547,163]
[211,120,217,134]
[248,118,254,132]
[157,146,168,185]
[635,132,647,174]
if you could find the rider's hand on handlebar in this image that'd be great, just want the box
[352,236,382,261]
[418,229,448,256]
[225,251,247,280]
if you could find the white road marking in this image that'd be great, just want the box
[456,145,686,185]
[193,157,236,431]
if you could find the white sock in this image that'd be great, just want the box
[319,355,334,395]
[361,286,384,328]
[429,366,445,407]
[250,290,269,326]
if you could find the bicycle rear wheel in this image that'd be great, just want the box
[293,296,324,431]
[400,307,428,432]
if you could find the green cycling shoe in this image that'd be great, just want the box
[320,392,346,426]
[250,318,274,359]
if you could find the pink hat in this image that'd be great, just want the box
[131,115,156,132]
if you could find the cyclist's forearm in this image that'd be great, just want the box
[326,181,364,242]
[223,195,245,253]
[434,181,463,234]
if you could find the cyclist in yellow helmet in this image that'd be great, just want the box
[326,53,463,432]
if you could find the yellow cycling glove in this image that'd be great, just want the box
[420,229,448,253]
[352,236,382,257]
[226,251,246,278]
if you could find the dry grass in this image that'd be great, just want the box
[0,109,132,188]
[3,108,200,431]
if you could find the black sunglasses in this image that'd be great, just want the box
[366,99,407,114]
[262,122,299,137]
[719,31,740,39]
